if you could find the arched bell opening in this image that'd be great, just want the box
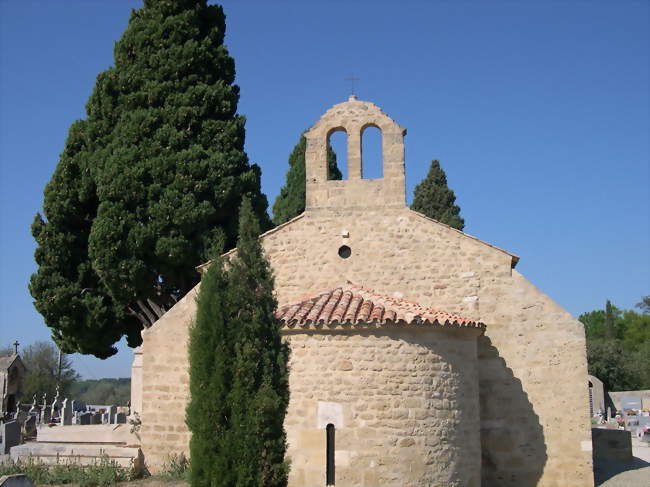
[327,129,348,180]
[361,124,383,179]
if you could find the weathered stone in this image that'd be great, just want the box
[1,420,20,454]
[137,97,593,487]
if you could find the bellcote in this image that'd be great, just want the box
[304,96,407,210]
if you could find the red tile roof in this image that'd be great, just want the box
[276,282,484,330]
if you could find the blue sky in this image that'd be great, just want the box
[1,1,648,379]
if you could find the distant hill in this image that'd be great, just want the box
[68,378,130,406]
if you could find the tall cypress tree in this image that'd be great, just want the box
[410,160,465,231]
[187,198,289,486]
[30,1,270,358]
[186,241,232,487]
[272,134,341,225]
[604,299,616,339]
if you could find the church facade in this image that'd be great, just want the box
[135,97,593,486]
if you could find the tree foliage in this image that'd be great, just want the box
[30,0,270,358]
[187,198,289,487]
[18,341,79,403]
[410,160,465,230]
[579,298,650,391]
[272,134,341,225]
[68,378,131,406]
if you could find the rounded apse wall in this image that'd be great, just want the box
[282,327,482,487]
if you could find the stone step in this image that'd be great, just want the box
[9,443,143,472]
[36,424,138,445]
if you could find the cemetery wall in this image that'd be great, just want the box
[608,390,650,411]
[140,207,594,486]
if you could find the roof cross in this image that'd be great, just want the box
[344,75,360,96]
[13,340,19,355]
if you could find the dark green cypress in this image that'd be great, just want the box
[272,134,341,225]
[30,121,132,357]
[225,198,289,485]
[187,198,289,486]
[30,1,270,357]
[410,160,465,231]
[186,241,233,487]
[604,300,616,339]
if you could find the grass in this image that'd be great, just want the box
[0,455,137,486]
[157,453,189,482]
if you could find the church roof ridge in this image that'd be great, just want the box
[0,353,23,371]
[276,281,485,330]
[407,208,520,268]
[196,212,306,273]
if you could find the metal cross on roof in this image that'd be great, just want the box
[345,75,360,95]
[13,340,19,354]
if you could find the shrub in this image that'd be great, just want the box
[0,455,137,486]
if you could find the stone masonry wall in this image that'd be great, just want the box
[140,287,197,469]
[284,328,481,487]
[140,206,594,486]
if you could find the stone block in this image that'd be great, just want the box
[1,420,20,454]
[0,474,34,487]
[592,428,632,463]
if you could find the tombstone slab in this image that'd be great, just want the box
[1,420,20,454]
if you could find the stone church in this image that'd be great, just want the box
[134,97,594,486]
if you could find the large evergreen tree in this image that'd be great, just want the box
[187,198,289,486]
[410,160,465,231]
[272,134,341,225]
[30,1,270,358]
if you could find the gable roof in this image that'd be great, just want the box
[196,208,519,275]
[0,353,25,371]
[408,209,519,268]
[276,282,484,330]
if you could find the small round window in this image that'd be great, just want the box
[338,245,351,259]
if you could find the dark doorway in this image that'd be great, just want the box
[326,423,335,485]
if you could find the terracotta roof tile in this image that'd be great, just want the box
[276,282,485,330]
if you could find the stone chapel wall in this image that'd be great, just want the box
[139,97,593,486]
[141,209,593,486]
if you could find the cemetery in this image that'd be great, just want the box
[1,376,140,471]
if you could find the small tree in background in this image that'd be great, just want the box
[187,198,289,486]
[272,134,341,225]
[21,341,79,401]
[410,159,465,230]
[580,298,650,391]
[604,299,616,339]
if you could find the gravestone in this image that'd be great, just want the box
[1,420,20,454]
[91,412,102,425]
[28,395,39,416]
[40,406,51,425]
[108,405,117,424]
[50,395,62,421]
[22,415,37,438]
[14,410,26,426]
[61,399,72,426]
[71,400,86,412]
[116,412,127,424]
[78,412,92,425]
